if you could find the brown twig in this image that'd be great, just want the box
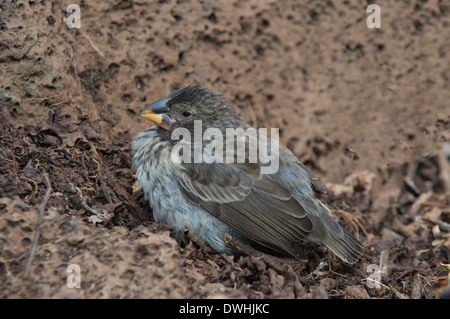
[334,208,369,238]
[79,30,106,59]
[23,175,52,278]
[423,201,450,209]
[72,184,113,224]
[73,184,100,214]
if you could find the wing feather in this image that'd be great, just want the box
[179,163,313,258]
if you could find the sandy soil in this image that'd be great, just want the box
[0,0,449,298]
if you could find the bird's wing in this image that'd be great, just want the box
[178,162,313,258]
[297,162,328,195]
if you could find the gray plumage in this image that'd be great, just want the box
[132,85,363,264]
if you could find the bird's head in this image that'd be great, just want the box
[139,85,241,135]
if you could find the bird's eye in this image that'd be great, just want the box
[182,110,193,118]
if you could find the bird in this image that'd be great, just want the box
[132,85,363,264]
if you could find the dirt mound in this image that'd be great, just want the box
[0,0,449,298]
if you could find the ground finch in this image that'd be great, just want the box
[132,85,362,264]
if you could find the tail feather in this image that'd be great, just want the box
[308,202,363,264]
[324,226,363,264]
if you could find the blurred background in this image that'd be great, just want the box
[0,0,449,298]
[2,0,448,181]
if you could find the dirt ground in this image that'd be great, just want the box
[1,0,449,299]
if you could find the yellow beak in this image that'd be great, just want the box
[139,98,174,130]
